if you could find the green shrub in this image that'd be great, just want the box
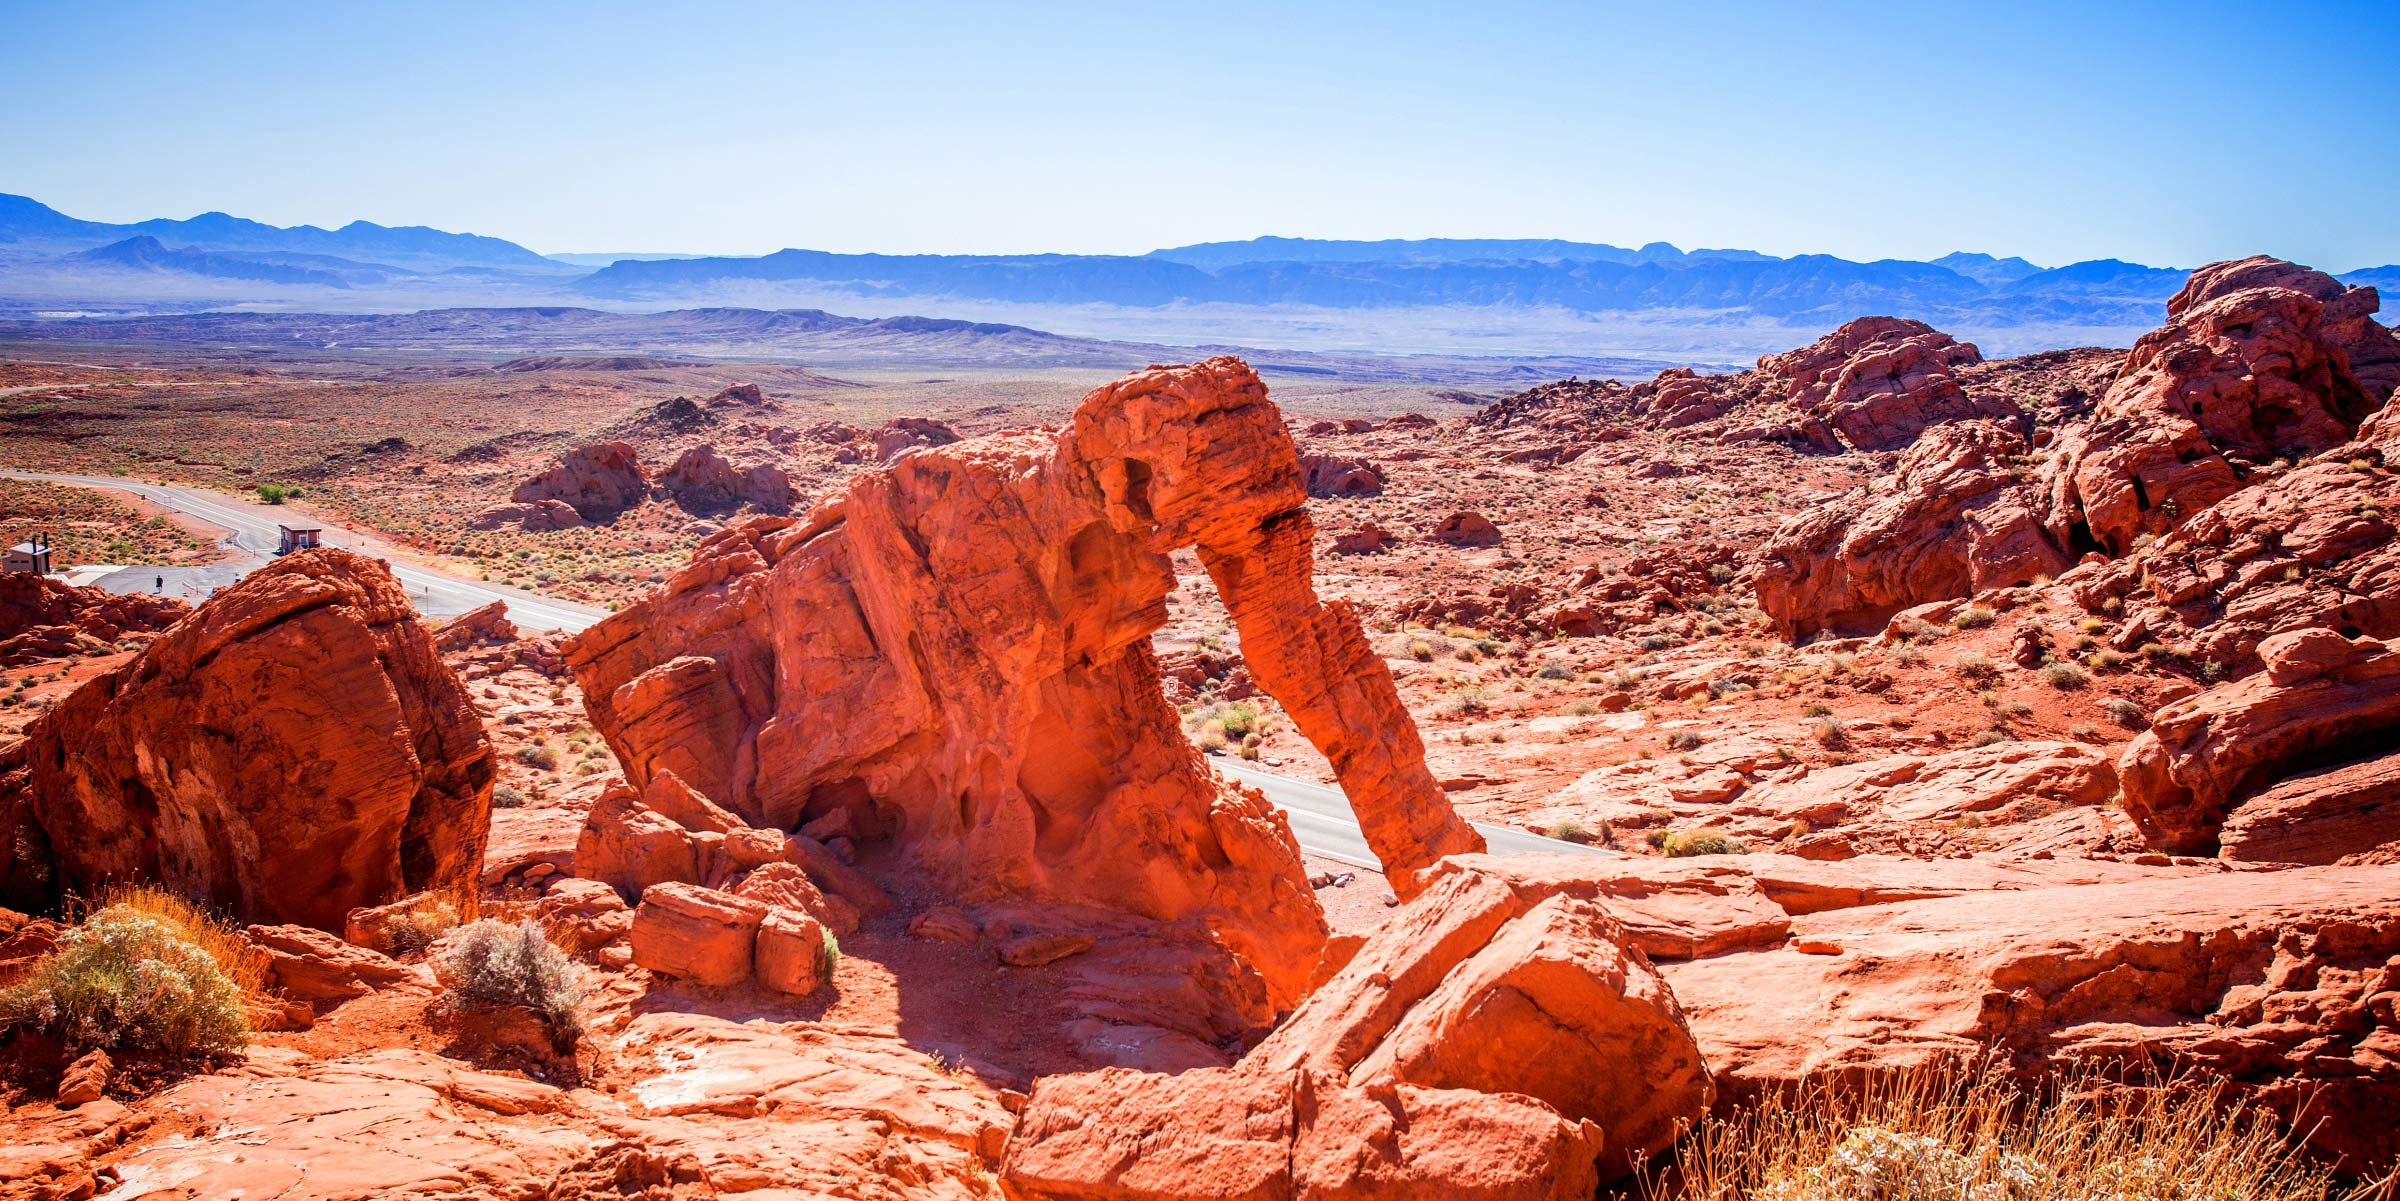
[0,908,249,1059]
[513,743,561,771]
[255,482,296,504]
[435,920,582,1048]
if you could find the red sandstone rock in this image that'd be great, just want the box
[2172,256,2400,402]
[565,358,1479,1006]
[1430,510,1502,546]
[753,906,829,996]
[630,881,766,987]
[55,1050,107,1107]
[1247,865,1710,1179]
[431,599,517,652]
[0,572,186,665]
[1660,865,2400,1170]
[1298,452,1386,497]
[2217,749,2400,865]
[1755,317,2000,451]
[655,444,797,512]
[248,923,427,1004]
[730,860,858,935]
[1002,1066,1605,1201]
[467,498,585,531]
[873,416,962,462]
[2048,260,2381,554]
[1754,420,2069,638]
[0,549,494,929]
[513,440,650,520]
[2118,628,2400,852]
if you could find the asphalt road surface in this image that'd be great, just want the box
[2,471,606,632]
[1214,757,1619,867]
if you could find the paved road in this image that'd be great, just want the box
[2,471,606,632]
[1214,757,1619,868]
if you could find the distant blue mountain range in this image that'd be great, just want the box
[3,192,2393,339]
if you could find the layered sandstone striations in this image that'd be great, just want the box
[566,357,1481,1002]
[0,548,495,927]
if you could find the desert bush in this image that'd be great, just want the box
[1950,652,2001,685]
[1406,639,1434,662]
[1441,686,1492,717]
[435,920,582,1048]
[514,743,561,771]
[1545,818,1591,844]
[1638,634,1676,652]
[1970,729,2010,747]
[2042,661,2089,690]
[1535,660,1575,681]
[1810,716,1848,747]
[1641,1066,2373,1201]
[1952,605,1997,630]
[255,482,296,504]
[2103,697,2146,729]
[1649,829,1747,857]
[491,784,527,808]
[0,902,251,1059]
[1565,698,1599,717]
[1666,729,1706,751]
[382,893,463,956]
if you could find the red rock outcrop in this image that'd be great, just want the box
[655,444,798,513]
[2048,259,2383,554]
[872,416,961,462]
[1754,419,2070,638]
[1297,452,1386,497]
[1006,856,1713,1192]
[2172,256,2400,402]
[0,572,188,666]
[566,358,1479,1004]
[2118,627,2400,853]
[512,440,649,520]
[1754,317,2002,450]
[2064,456,2398,677]
[0,549,495,928]
[466,497,586,532]
[1431,510,1502,546]
[1660,865,2400,1170]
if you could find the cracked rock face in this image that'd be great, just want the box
[0,548,495,928]
[565,357,1481,1004]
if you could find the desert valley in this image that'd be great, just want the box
[5,4,2399,1196]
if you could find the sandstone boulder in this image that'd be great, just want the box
[0,572,186,665]
[655,444,797,512]
[1660,865,2400,1170]
[1756,316,2001,450]
[2217,749,2400,865]
[1431,510,1502,546]
[630,881,767,987]
[2119,628,2400,852]
[0,549,494,928]
[431,600,517,653]
[566,358,1480,1005]
[512,441,648,520]
[753,906,830,996]
[1246,864,1711,1178]
[2048,259,2381,554]
[247,923,426,1004]
[467,498,585,532]
[1298,452,1385,497]
[1329,522,1395,554]
[1754,420,2069,638]
[873,416,961,462]
[1004,1066,1604,1201]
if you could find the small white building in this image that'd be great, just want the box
[277,521,324,556]
[4,539,53,575]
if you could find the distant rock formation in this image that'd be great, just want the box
[565,357,1481,1005]
[0,572,188,666]
[511,440,649,520]
[872,416,961,462]
[0,549,494,927]
[654,444,797,513]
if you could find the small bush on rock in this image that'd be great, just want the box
[0,906,249,1060]
[435,920,583,1048]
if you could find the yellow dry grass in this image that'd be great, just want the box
[1643,1066,2392,1201]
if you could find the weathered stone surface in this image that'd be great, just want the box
[513,440,649,520]
[1248,865,1710,1179]
[431,599,517,652]
[752,906,829,996]
[1002,1066,1604,1201]
[55,1049,108,1107]
[2119,628,2400,852]
[1755,420,2069,638]
[0,549,494,929]
[1755,317,2000,451]
[0,572,186,665]
[566,358,1479,1005]
[630,881,766,987]
[1660,866,2400,1170]
[655,444,797,512]
[1430,510,1502,546]
[1298,453,1385,497]
[2048,259,2382,554]
[248,923,428,1004]
[874,416,961,461]
[2218,749,2400,865]
[467,498,585,531]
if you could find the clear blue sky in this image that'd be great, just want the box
[7,0,2396,268]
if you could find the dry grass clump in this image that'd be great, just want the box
[0,887,260,1060]
[1644,1066,2385,1201]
